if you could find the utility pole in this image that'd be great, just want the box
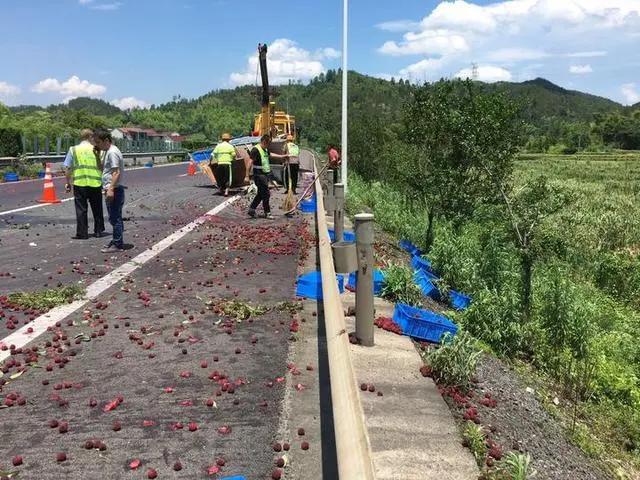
[341,0,348,192]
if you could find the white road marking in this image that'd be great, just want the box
[0,195,240,361]
[0,197,74,216]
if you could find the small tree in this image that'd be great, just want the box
[499,176,571,319]
[0,127,22,157]
[403,80,522,252]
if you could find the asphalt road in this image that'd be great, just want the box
[0,165,319,479]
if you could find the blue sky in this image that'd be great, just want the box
[1,0,639,108]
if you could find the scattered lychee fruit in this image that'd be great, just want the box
[56,452,67,462]
[301,441,310,450]
[173,461,182,471]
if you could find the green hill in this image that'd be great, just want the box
[2,73,635,151]
[488,77,622,123]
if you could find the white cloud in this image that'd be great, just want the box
[0,81,21,97]
[111,97,149,110]
[376,20,421,32]
[230,39,339,86]
[379,0,639,85]
[32,75,107,97]
[566,50,608,58]
[315,48,341,60]
[487,48,549,63]
[569,64,593,74]
[379,29,469,57]
[90,2,122,10]
[621,83,640,105]
[399,58,445,79]
[456,65,513,83]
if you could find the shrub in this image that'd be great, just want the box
[380,263,423,307]
[494,452,534,480]
[0,127,22,157]
[462,421,487,466]
[425,331,481,391]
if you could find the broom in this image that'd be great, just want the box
[282,163,296,211]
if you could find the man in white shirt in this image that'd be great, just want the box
[93,128,126,253]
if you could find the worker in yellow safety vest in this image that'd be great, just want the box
[247,134,289,219]
[283,134,300,194]
[211,133,237,196]
[63,129,105,239]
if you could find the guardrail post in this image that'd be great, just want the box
[334,183,345,243]
[326,169,335,198]
[355,213,375,347]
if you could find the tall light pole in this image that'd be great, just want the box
[341,0,348,192]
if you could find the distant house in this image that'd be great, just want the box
[111,127,184,147]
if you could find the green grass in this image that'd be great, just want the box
[346,153,640,478]
[8,285,85,311]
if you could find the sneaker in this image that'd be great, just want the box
[264,212,275,220]
[71,235,89,240]
[101,244,124,254]
[247,209,256,218]
[93,231,110,238]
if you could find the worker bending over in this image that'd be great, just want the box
[248,134,288,219]
[211,133,237,196]
[283,134,300,194]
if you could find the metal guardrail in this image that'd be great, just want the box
[0,151,187,168]
[312,152,377,479]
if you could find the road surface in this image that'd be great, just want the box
[0,164,321,479]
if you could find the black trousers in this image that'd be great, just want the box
[249,173,271,213]
[74,185,104,237]
[215,163,232,191]
[283,163,300,193]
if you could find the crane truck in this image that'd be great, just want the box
[253,43,297,156]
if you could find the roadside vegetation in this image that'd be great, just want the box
[7,285,85,311]
[346,79,640,478]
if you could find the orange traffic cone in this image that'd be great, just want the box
[37,163,61,204]
[187,161,197,176]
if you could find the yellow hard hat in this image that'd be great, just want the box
[221,133,232,141]
[286,134,294,141]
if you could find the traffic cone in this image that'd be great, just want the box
[187,161,197,176]
[37,163,61,204]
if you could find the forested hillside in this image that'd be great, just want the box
[1,71,639,153]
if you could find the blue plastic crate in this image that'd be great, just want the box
[449,290,472,310]
[299,195,317,214]
[347,269,385,295]
[328,229,355,242]
[400,239,422,256]
[220,477,247,480]
[414,270,441,301]
[38,170,46,178]
[296,271,344,300]
[144,162,154,168]
[392,303,458,343]
[3,172,19,182]
[191,149,212,163]
[411,255,432,273]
